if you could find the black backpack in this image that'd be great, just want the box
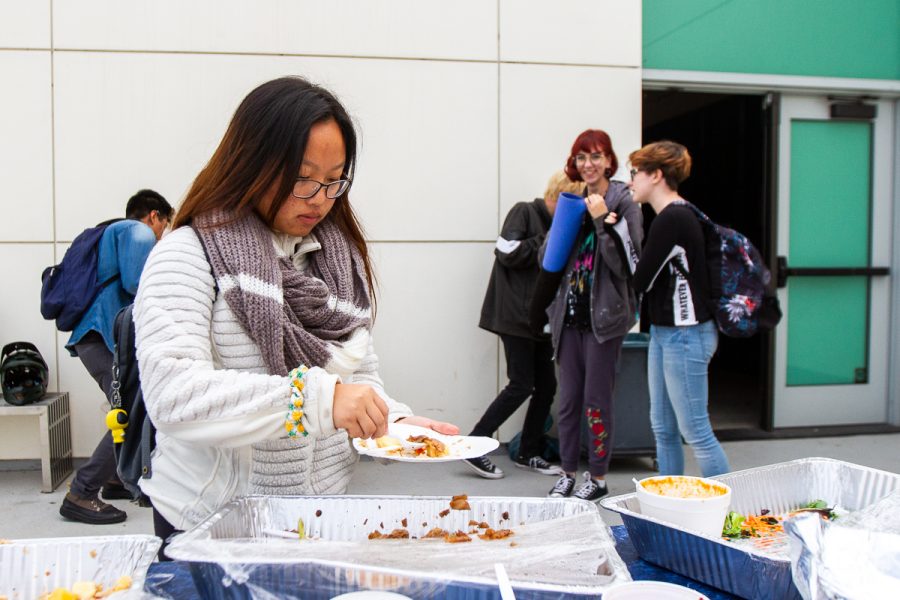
[40,219,123,331]
[108,304,154,505]
[106,228,215,504]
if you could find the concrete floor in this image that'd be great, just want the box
[2,432,899,539]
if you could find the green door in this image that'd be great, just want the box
[774,96,892,427]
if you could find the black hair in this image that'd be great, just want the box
[126,189,174,221]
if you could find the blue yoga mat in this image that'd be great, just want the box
[541,192,586,272]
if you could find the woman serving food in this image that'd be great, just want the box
[133,76,457,547]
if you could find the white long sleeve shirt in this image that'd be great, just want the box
[134,226,411,529]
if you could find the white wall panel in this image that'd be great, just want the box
[53,0,496,61]
[0,243,58,459]
[53,52,498,241]
[499,0,640,66]
[499,63,641,218]
[370,242,497,430]
[0,51,53,241]
[0,0,50,48]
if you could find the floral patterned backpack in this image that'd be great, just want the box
[672,200,782,337]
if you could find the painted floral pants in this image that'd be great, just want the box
[556,327,624,476]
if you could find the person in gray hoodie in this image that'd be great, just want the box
[543,129,642,502]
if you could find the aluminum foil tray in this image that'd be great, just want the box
[166,494,632,599]
[600,457,900,600]
[0,534,161,599]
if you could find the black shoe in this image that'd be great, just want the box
[59,492,127,525]
[514,456,564,475]
[572,471,608,503]
[548,474,576,498]
[464,455,505,479]
[100,481,133,501]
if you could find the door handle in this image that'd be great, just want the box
[776,256,888,288]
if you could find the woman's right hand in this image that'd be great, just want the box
[333,383,389,439]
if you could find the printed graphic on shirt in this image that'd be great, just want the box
[668,245,697,326]
[611,217,638,275]
[564,229,596,330]
[495,236,521,254]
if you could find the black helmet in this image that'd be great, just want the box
[1,342,49,406]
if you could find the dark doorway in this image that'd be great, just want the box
[641,90,775,436]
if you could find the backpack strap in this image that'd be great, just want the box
[190,224,219,299]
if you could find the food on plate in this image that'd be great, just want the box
[478,528,514,541]
[407,435,449,458]
[375,436,403,448]
[37,576,132,599]
[641,476,728,499]
[450,495,470,510]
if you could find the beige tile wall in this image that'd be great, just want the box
[0,0,640,457]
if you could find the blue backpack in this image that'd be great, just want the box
[673,201,782,337]
[40,219,122,331]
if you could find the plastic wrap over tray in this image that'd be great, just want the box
[166,494,631,599]
[600,457,900,600]
[787,491,900,599]
[0,534,161,599]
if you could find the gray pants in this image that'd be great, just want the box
[556,328,624,477]
[70,332,118,499]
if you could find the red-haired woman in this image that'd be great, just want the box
[544,129,642,501]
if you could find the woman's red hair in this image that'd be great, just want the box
[564,129,618,181]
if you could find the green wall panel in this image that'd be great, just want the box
[789,120,871,267]
[786,277,868,386]
[643,0,900,80]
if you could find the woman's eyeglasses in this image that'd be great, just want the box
[629,168,639,180]
[573,152,605,166]
[292,178,352,199]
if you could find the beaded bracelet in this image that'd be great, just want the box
[284,365,310,437]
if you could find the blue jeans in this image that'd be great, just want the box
[648,320,730,477]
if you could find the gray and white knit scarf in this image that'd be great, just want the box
[193,210,371,376]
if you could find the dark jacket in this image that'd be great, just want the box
[545,181,643,347]
[479,199,553,340]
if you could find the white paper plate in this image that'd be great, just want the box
[353,423,499,463]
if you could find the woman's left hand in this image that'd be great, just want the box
[395,415,460,436]
[585,193,609,220]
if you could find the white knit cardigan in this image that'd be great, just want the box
[133,226,411,529]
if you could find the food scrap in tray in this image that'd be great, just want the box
[449,494,470,510]
[37,576,132,600]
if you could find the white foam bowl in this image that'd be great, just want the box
[603,581,710,599]
[635,475,731,538]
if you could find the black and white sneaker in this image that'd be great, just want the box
[548,474,576,498]
[515,456,564,476]
[464,455,505,479]
[572,471,608,502]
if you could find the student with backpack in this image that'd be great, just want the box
[628,141,730,478]
[57,190,173,525]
